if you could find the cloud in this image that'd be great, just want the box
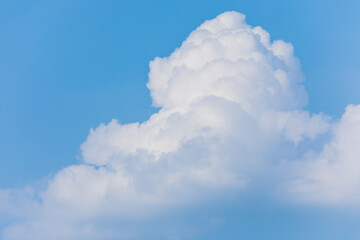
[289,104,360,204]
[1,11,359,240]
[77,11,327,210]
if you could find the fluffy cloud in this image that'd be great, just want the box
[77,11,328,210]
[1,11,360,240]
[289,104,360,204]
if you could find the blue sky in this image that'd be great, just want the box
[1,1,360,239]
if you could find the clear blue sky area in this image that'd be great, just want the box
[1,1,360,239]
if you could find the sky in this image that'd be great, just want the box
[1,0,360,239]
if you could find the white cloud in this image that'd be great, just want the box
[1,11,359,240]
[289,104,360,204]
[77,11,327,210]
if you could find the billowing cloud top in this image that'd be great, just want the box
[1,11,360,240]
[147,12,306,111]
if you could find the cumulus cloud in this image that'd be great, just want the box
[1,11,359,240]
[77,11,328,210]
[289,104,360,204]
